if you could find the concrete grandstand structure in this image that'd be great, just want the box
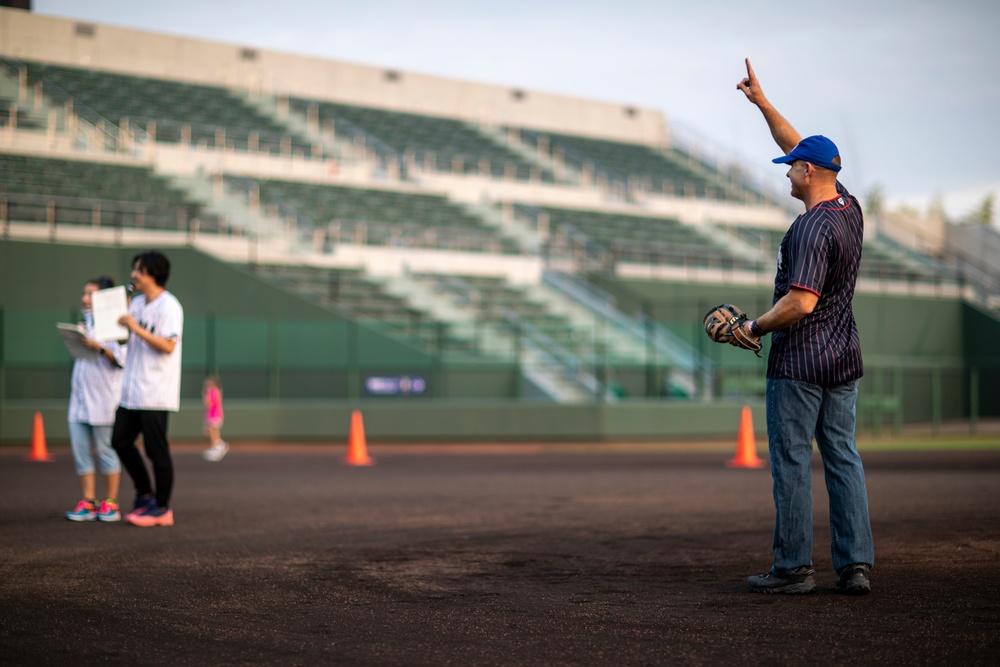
[1,7,998,443]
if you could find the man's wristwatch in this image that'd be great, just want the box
[749,320,765,337]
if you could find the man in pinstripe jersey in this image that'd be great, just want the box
[734,59,874,595]
[111,250,184,528]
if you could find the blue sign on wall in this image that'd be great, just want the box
[363,375,428,397]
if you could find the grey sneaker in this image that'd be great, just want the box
[836,564,871,595]
[203,440,229,462]
[748,566,817,594]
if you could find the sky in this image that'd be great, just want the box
[29,0,1000,223]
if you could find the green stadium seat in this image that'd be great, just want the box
[0,152,221,232]
[227,175,521,254]
[288,97,555,182]
[247,263,481,356]
[23,61,315,156]
[512,203,759,271]
[513,127,764,203]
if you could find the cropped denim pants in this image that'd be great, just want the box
[765,378,874,573]
[68,421,120,476]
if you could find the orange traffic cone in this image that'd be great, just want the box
[343,410,375,466]
[727,406,765,469]
[25,411,54,462]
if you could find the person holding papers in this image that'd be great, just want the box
[111,251,184,528]
[65,276,127,522]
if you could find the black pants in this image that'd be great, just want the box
[111,408,173,508]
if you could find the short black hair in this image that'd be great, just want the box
[87,275,116,290]
[132,250,171,287]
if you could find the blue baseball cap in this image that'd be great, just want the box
[772,135,842,172]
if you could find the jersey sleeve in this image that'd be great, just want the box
[787,214,830,296]
[158,298,184,340]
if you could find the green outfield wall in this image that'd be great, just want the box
[1,399,765,444]
[2,239,998,443]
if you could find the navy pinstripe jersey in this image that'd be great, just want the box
[767,181,864,386]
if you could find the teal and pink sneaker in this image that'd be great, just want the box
[127,505,173,527]
[66,499,98,522]
[96,498,121,522]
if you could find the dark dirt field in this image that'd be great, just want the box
[1,442,998,666]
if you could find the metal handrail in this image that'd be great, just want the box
[433,274,600,397]
[542,270,708,374]
[0,191,204,221]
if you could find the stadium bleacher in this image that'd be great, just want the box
[248,263,483,357]
[250,263,419,318]
[227,175,520,254]
[1,10,992,417]
[0,92,42,130]
[288,98,556,182]
[514,127,754,202]
[718,223,951,283]
[514,203,761,271]
[0,152,220,231]
[434,273,611,364]
[1,54,969,293]
[21,61,316,156]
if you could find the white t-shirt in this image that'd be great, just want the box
[119,290,184,412]
[68,312,126,425]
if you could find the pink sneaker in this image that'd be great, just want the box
[124,495,156,521]
[127,506,174,527]
[96,498,121,522]
[66,499,98,522]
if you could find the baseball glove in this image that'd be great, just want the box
[702,303,762,356]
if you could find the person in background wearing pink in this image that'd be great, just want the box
[202,376,228,462]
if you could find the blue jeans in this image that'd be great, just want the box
[765,378,874,573]
[68,421,120,476]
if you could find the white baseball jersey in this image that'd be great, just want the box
[68,312,126,425]
[119,290,184,412]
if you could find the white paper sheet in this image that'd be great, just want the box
[56,322,99,360]
[91,285,129,342]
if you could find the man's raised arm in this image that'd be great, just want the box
[736,58,801,155]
